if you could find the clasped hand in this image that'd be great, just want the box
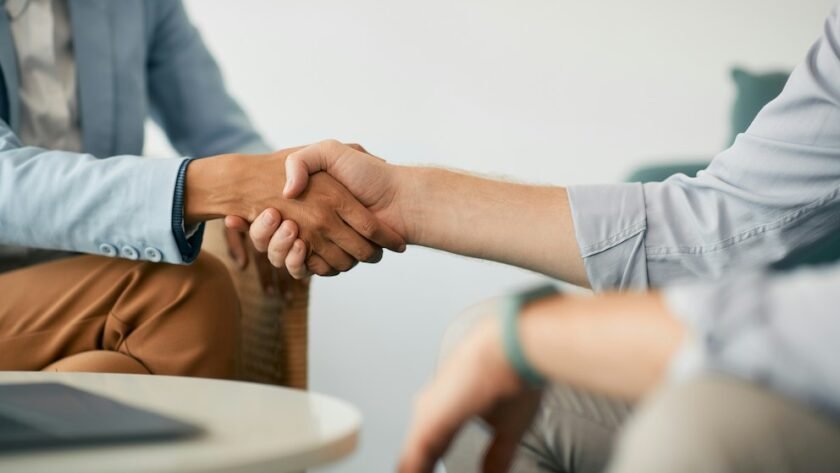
[224,141,407,279]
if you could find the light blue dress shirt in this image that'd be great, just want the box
[567,7,840,417]
[0,0,269,268]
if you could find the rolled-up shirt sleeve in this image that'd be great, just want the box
[567,183,649,290]
[568,7,840,292]
[664,263,840,418]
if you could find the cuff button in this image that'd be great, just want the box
[144,247,163,263]
[98,243,118,257]
[120,245,140,260]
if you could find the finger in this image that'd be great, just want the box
[224,215,251,233]
[482,437,518,473]
[325,214,383,263]
[224,226,249,269]
[249,208,282,253]
[366,246,384,264]
[266,220,299,269]
[307,254,340,277]
[283,147,320,198]
[336,201,406,253]
[283,139,344,198]
[346,143,368,153]
[313,239,358,273]
[399,390,464,473]
[481,392,543,473]
[285,239,311,280]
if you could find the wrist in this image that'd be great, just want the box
[392,166,440,246]
[185,153,282,224]
[501,285,559,388]
[184,154,236,224]
[472,315,528,396]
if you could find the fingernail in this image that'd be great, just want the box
[262,211,276,226]
[283,179,293,195]
[399,244,407,252]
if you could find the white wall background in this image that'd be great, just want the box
[147,1,837,471]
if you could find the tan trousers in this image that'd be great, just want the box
[0,253,239,378]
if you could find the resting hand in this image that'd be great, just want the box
[398,304,542,473]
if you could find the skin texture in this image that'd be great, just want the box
[398,292,685,473]
[252,140,587,285]
[245,140,689,473]
[184,146,405,275]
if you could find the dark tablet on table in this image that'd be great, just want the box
[0,382,201,451]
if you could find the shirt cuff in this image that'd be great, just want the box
[566,183,649,291]
[172,158,205,263]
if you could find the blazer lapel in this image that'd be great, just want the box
[68,0,114,158]
[0,0,21,131]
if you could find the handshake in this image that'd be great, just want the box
[185,140,411,279]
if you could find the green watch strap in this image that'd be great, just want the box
[501,284,559,388]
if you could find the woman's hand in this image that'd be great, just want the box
[398,311,542,473]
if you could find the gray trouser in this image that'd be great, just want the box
[440,305,840,473]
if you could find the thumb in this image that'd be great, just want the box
[283,140,337,198]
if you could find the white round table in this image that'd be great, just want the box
[0,372,361,473]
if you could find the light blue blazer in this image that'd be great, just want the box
[0,0,269,265]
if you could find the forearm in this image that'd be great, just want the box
[0,127,191,262]
[517,292,684,399]
[398,166,588,286]
[184,152,283,224]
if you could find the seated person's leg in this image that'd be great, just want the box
[608,375,840,473]
[44,350,149,374]
[440,300,633,473]
[0,252,239,378]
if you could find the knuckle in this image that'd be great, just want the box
[267,244,285,262]
[321,138,342,149]
[312,210,334,230]
[355,215,378,238]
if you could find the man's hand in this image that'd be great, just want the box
[398,290,683,473]
[184,146,405,275]
[243,140,413,277]
[283,140,412,239]
[226,208,340,278]
[263,139,590,285]
[399,308,542,473]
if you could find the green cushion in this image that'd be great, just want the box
[624,161,840,268]
[729,67,789,145]
[624,162,709,183]
[622,67,839,268]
